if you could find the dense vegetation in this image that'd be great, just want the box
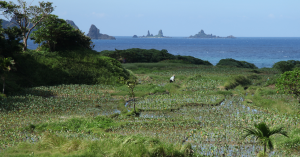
[0,19,130,94]
[272,60,300,73]
[1,63,300,156]
[99,48,213,65]
[216,58,258,69]
[30,14,94,52]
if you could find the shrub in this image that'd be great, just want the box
[99,48,212,65]
[272,61,294,73]
[276,68,300,97]
[2,49,130,91]
[216,58,258,69]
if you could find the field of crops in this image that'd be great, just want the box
[1,64,299,156]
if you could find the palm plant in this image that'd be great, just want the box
[242,122,288,155]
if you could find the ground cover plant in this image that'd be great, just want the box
[1,62,300,156]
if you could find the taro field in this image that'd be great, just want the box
[1,65,300,156]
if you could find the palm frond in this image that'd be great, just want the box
[269,127,289,138]
[242,127,260,139]
[255,122,270,137]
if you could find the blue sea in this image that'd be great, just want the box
[27,37,300,68]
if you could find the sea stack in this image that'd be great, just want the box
[66,20,79,30]
[87,24,116,40]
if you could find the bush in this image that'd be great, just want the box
[272,61,294,73]
[99,48,212,65]
[2,49,130,90]
[216,58,258,69]
[276,68,300,96]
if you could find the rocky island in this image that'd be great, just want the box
[66,20,79,30]
[87,24,116,40]
[189,29,235,38]
[136,30,171,38]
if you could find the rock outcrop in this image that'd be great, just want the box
[146,30,153,37]
[66,20,79,30]
[189,29,235,38]
[87,24,115,40]
[0,19,12,29]
[1,18,36,33]
[140,29,169,38]
[132,35,138,38]
[156,29,164,37]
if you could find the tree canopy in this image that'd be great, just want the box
[276,68,300,97]
[30,14,94,52]
[0,0,54,51]
[0,19,23,57]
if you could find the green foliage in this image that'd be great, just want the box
[99,48,212,65]
[277,128,300,151]
[0,19,23,57]
[242,122,288,154]
[247,74,262,80]
[224,75,252,90]
[30,116,116,132]
[0,0,55,51]
[217,58,258,69]
[272,61,295,73]
[2,134,193,157]
[276,69,300,96]
[159,59,191,64]
[30,14,93,52]
[6,50,130,89]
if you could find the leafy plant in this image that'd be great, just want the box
[276,69,300,97]
[127,77,138,112]
[242,122,288,155]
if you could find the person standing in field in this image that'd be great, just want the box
[170,74,175,83]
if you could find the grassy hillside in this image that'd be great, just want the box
[1,49,130,94]
[1,62,299,156]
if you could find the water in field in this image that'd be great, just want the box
[26,37,300,68]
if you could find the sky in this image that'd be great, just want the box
[1,0,300,37]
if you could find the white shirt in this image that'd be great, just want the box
[170,76,175,81]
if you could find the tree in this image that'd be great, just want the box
[0,19,23,57]
[272,61,294,73]
[242,122,288,155]
[276,69,300,99]
[30,14,93,52]
[127,78,137,112]
[0,0,54,51]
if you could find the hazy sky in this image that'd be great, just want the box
[1,0,300,37]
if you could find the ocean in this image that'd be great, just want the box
[27,37,300,68]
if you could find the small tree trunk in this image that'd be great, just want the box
[132,90,135,112]
[264,144,266,155]
[23,36,28,51]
